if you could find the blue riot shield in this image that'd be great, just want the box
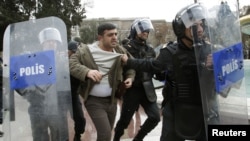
[2,17,72,141]
[186,1,249,140]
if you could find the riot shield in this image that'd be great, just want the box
[189,1,249,139]
[240,15,250,35]
[2,17,72,141]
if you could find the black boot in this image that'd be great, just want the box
[132,129,147,141]
[73,134,81,141]
[133,117,159,141]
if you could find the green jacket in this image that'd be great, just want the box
[69,43,135,104]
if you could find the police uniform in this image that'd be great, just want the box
[159,40,210,141]
[114,30,160,141]
[126,39,217,141]
[124,3,219,141]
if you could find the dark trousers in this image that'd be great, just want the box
[160,102,206,141]
[71,94,85,136]
[114,86,160,140]
[29,106,69,141]
[85,95,117,141]
[28,92,70,141]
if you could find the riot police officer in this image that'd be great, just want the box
[113,18,160,141]
[16,27,71,141]
[121,3,217,141]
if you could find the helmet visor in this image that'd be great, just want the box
[133,18,154,34]
[38,28,62,44]
[180,4,207,28]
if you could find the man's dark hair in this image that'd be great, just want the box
[97,23,116,36]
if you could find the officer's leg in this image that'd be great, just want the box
[113,88,140,141]
[48,92,71,141]
[160,102,183,141]
[133,96,160,141]
[196,125,207,141]
[28,106,49,141]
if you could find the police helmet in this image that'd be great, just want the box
[172,3,207,38]
[38,27,62,44]
[68,41,78,52]
[128,18,154,39]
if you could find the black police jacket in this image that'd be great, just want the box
[126,39,215,139]
[127,40,214,103]
[123,39,157,102]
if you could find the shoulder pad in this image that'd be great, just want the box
[167,41,174,46]
[161,41,174,49]
[162,41,174,49]
[165,42,177,54]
